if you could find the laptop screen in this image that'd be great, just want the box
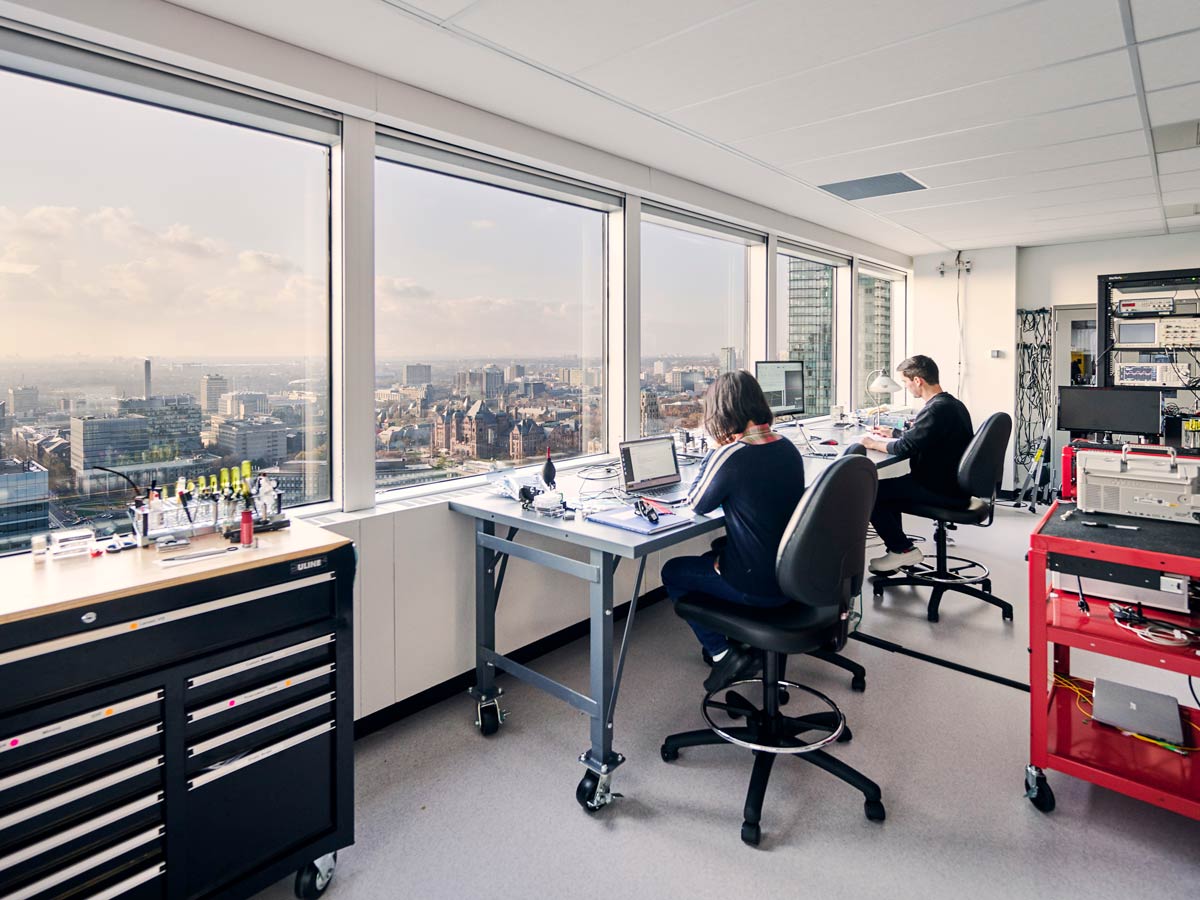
[619,437,681,491]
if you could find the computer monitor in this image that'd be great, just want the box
[755,361,805,417]
[1057,386,1161,436]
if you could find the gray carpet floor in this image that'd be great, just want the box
[259,506,1200,900]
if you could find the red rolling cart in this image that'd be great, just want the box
[1027,501,1200,818]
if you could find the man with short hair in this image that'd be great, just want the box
[859,355,974,573]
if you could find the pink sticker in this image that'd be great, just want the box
[228,700,236,706]
[9,739,17,747]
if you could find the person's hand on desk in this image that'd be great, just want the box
[870,425,895,439]
[859,434,891,453]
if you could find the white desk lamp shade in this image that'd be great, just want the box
[868,372,902,394]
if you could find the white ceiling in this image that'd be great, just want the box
[163,0,1200,255]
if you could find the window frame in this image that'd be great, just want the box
[851,262,909,409]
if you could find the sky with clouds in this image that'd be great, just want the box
[1,66,748,366]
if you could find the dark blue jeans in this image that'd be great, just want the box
[661,551,789,656]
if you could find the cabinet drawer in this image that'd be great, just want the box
[185,723,335,898]
[185,633,336,708]
[81,862,165,900]
[0,574,336,708]
[1,824,163,900]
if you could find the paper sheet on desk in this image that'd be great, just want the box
[587,507,693,535]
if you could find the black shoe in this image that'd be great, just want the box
[702,648,714,667]
[703,647,762,694]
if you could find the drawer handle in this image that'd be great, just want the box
[4,826,162,900]
[0,723,162,794]
[0,691,162,758]
[80,862,165,900]
[188,693,335,758]
[187,664,335,723]
[188,721,333,790]
[0,792,162,872]
[188,633,335,689]
[0,573,335,667]
[0,757,163,833]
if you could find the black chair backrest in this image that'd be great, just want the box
[775,455,878,650]
[957,412,1012,499]
[842,442,868,457]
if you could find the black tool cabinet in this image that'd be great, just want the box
[0,536,355,900]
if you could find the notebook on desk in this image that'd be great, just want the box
[587,506,691,535]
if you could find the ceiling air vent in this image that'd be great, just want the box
[818,172,926,201]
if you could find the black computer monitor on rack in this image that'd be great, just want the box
[755,360,805,418]
[1057,386,1162,437]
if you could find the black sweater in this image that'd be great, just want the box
[686,438,806,598]
[886,392,974,498]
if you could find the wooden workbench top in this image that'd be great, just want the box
[0,519,350,627]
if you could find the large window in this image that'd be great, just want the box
[853,266,907,409]
[776,252,837,418]
[0,68,331,553]
[374,159,606,492]
[640,215,753,436]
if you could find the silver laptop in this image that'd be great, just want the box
[1091,678,1184,745]
[618,436,690,503]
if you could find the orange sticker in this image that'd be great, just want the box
[129,623,138,630]
[104,708,113,716]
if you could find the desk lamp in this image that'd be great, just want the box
[867,370,902,426]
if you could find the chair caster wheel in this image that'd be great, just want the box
[865,799,886,822]
[1002,609,1014,622]
[778,689,790,706]
[741,821,760,846]
[851,675,866,692]
[837,726,852,743]
[660,744,679,762]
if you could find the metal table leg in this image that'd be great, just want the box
[576,548,623,811]
[469,519,503,734]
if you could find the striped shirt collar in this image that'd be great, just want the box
[736,422,781,445]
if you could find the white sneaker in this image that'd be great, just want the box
[869,547,924,574]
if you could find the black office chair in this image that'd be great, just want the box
[661,455,884,846]
[870,412,1014,623]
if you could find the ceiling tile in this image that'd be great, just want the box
[450,0,752,74]
[732,52,1133,160]
[1161,168,1200,194]
[1130,0,1200,41]
[669,6,1126,141]
[783,98,1143,184]
[888,189,1160,232]
[908,131,1148,188]
[1159,147,1200,175]
[1147,82,1200,127]
[1138,30,1200,91]
[397,0,480,20]
[1163,187,1200,206]
[858,157,1153,213]
[575,0,1029,113]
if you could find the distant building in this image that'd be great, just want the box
[668,370,700,392]
[143,357,152,399]
[504,364,525,383]
[432,400,511,460]
[0,458,49,553]
[218,391,269,418]
[641,391,665,436]
[215,418,288,464]
[71,415,150,473]
[521,380,547,399]
[719,347,737,375]
[0,400,10,445]
[404,364,432,385]
[483,367,504,399]
[75,454,220,497]
[7,386,38,417]
[117,395,202,453]
[508,418,546,460]
[653,360,666,376]
[258,459,329,506]
[200,374,229,414]
[786,257,835,414]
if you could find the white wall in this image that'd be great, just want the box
[911,247,1019,487]
[1017,232,1200,310]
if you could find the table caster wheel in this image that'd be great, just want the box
[1025,770,1055,813]
[294,852,336,899]
[865,799,886,821]
[660,744,679,762]
[741,821,760,846]
[576,770,615,812]
[476,701,502,736]
[837,726,853,743]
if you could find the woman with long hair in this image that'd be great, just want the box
[662,370,807,693]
